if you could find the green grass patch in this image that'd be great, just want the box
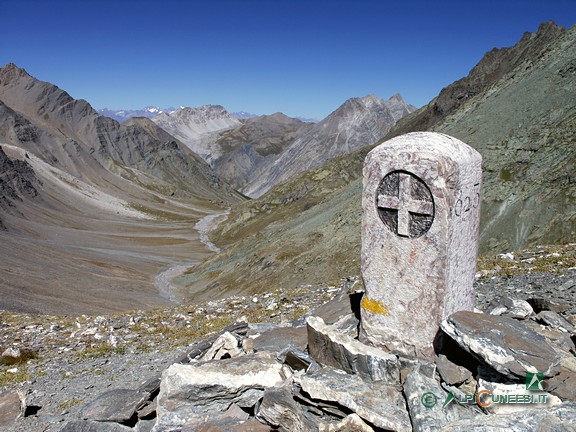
[0,349,38,366]
[77,342,126,359]
[0,368,29,387]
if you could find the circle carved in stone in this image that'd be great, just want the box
[376,171,434,238]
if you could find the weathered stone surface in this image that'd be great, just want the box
[319,413,375,432]
[79,389,149,423]
[435,354,473,386]
[156,351,286,431]
[547,368,576,401]
[488,297,534,318]
[330,312,360,337]
[0,390,22,427]
[545,354,576,401]
[251,325,308,353]
[307,315,399,383]
[403,367,477,432]
[136,399,157,420]
[440,401,576,431]
[311,279,363,326]
[1,347,21,358]
[297,366,410,431]
[522,320,576,354]
[537,310,575,333]
[60,420,133,431]
[199,331,243,361]
[189,418,272,432]
[257,385,310,431]
[277,346,316,372]
[476,376,562,414]
[441,311,562,378]
[179,403,266,432]
[527,297,571,314]
[134,419,155,432]
[360,132,482,357]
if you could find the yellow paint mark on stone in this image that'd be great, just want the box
[361,296,389,316]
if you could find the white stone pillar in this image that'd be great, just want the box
[360,132,482,358]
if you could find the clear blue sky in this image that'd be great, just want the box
[1,0,575,119]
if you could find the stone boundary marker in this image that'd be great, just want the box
[360,132,482,357]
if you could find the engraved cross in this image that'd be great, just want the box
[377,173,434,237]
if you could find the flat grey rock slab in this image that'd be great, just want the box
[307,315,399,384]
[156,351,286,431]
[435,354,473,386]
[297,366,410,431]
[0,390,22,427]
[257,385,312,431]
[404,367,478,432]
[440,401,576,431]
[79,389,149,422]
[441,311,562,378]
[186,417,273,432]
[60,419,133,431]
[527,297,571,314]
[319,413,375,432]
[488,297,534,318]
[251,325,308,352]
[537,310,575,333]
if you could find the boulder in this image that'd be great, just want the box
[435,354,473,386]
[297,366,410,431]
[487,297,534,318]
[403,367,477,431]
[440,401,576,431]
[527,297,571,314]
[307,315,399,383]
[156,351,286,431]
[251,325,308,353]
[257,385,311,431]
[189,418,272,432]
[537,311,575,334]
[441,311,562,379]
[60,420,133,431]
[319,413,375,432]
[0,390,23,428]
[198,331,244,361]
[277,346,317,372]
[80,389,149,423]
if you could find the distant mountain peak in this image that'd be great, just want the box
[0,63,31,84]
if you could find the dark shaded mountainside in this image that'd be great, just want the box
[178,21,576,302]
[0,63,242,314]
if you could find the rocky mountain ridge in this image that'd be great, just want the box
[387,21,576,253]
[243,93,415,198]
[148,93,414,197]
[151,105,242,163]
[0,145,41,229]
[0,63,243,314]
[97,106,169,123]
[212,112,314,191]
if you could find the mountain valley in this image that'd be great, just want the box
[0,64,242,314]
[0,21,574,318]
[0,20,575,432]
[177,21,576,302]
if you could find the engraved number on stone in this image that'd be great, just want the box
[376,171,434,238]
